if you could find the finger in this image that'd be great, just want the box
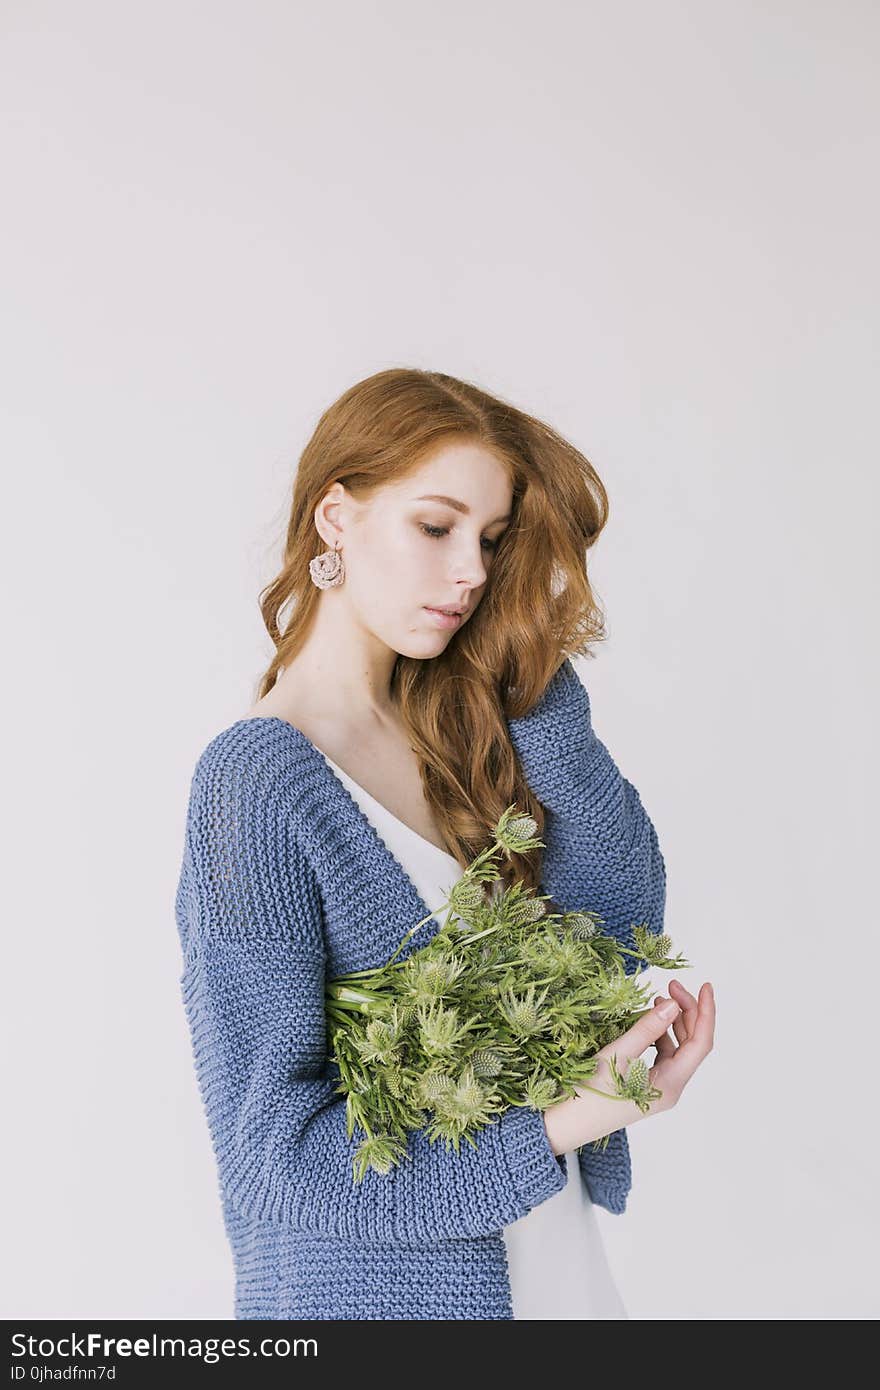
[653,1026,677,1060]
[617,994,682,1062]
[668,979,699,1042]
[677,982,702,1041]
[651,991,680,1055]
[660,982,715,1084]
[645,995,678,1056]
[653,986,688,1045]
[668,979,697,1006]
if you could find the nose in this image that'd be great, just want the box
[449,537,489,592]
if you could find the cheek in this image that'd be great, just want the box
[356,525,437,597]
[393,526,441,572]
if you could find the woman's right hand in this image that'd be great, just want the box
[543,979,716,1155]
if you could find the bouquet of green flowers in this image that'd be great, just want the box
[325,806,689,1183]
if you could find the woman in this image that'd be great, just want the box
[174,367,715,1320]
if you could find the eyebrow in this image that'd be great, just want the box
[415,494,511,524]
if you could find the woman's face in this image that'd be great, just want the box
[321,440,514,658]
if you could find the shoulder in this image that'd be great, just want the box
[183,718,324,885]
[185,716,316,829]
[180,719,325,952]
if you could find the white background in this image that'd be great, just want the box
[2,0,877,1319]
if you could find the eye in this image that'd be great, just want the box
[419,523,498,552]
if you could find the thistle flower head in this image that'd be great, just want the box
[541,932,594,977]
[605,1051,664,1114]
[513,935,564,984]
[415,1069,457,1107]
[403,953,466,999]
[447,877,488,923]
[351,1131,409,1182]
[416,1000,477,1057]
[507,894,549,926]
[469,1046,508,1078]
[498,982,551,1038]
[396,998,420,1026]
[491,804,545,857]
[353,1017,402,1066]
[383,1066,407,1099]
[421,1065,506,1149]
[430,1063,498,1124]
[589,966,649,1019]
[632,923,690,969]
[501,811,538,843]
[621,1056,649,1094]
[564,910,603,941]
[492,877,550,928]
[522,1069,565,1109]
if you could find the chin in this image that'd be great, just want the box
[389,624,455,657]
[396,635,452,658]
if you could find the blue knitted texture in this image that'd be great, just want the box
[174,658,666,1319]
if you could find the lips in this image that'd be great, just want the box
[424,606,465,629]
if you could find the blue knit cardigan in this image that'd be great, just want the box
[174,658,667,1320]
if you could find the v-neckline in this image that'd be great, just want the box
[321,750,460,867]
[235,715,463,939]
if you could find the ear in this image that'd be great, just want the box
[313,483,347,550]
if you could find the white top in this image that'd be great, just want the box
[322,751,628,1320]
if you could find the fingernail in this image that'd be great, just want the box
[658,1000,678,1020]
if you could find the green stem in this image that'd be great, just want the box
[380,851,506,967]
[571,1083,635,1102]
[326,998,380,1019]
[455,921,508,948]
[382,911,442,968]
[616,946,650,962]
[326,983,388,1007]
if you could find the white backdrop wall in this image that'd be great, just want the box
[1,0,877,1319]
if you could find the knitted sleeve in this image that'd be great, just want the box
[506,657,668,973]
[175,742,568,1243]
[505,657,668,1215]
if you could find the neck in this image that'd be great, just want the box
[271,590,401,728]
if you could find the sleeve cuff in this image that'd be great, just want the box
[500,1104,569,1211]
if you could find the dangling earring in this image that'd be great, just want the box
[309,538,345,589]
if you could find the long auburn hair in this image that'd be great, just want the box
[253,367,609,899]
